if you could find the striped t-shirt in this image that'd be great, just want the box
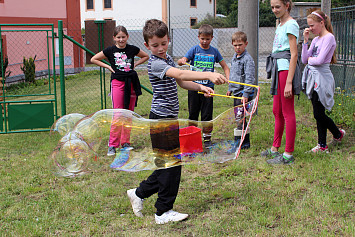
[148,54,179,117]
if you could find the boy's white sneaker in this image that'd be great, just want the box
[127,188,144,217]
[155,210,189,224]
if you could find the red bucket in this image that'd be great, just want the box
[179,126,203,153]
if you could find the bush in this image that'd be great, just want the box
[0,54,12,80]
[192,13,233,29]
[20,55,37,84]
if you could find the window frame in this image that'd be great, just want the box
[190,0,197,8]
[190,17,197,28]
[86,0,95,11]
[103,0,113,10]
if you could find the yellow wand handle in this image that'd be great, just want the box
[198,92,242,100]
[229,81,259,88]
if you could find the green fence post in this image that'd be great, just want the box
[58,20,66,116]
[0,25,7,133]
[94,20,106,109]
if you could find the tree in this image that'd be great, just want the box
[216,0,238,16]
[216,0,276,27]
[259,0,275,27]
[216,0,353,28]
[293,0,353,8]
[192,14,232,29]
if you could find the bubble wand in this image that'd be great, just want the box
[184,62,259,89]
[198,91,242,100]
[228,80,260,88]
[185,62,261,158]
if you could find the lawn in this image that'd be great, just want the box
[0,70,354,236]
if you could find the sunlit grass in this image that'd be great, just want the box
[1,70,354,236]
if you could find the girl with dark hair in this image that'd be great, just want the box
[91,26,149,156]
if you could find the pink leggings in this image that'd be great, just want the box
[109,80,137,148]
[272,70,296,153]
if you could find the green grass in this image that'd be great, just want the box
[1,70,354,236]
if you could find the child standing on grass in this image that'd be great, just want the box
[263,0,301,165]
[302,10,346,153]
[177,24,230,148]
[226,31,256,154]
[91,25,149,156]
[126,19,227,224]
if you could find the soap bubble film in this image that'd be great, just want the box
[49,96,258,177]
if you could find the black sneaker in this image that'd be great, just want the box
[121,143,133,150]
[203,140,212,149]
[107,146,116,156]
[267,154,294,165]
[260,148,280,158]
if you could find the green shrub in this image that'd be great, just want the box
[0,54,11,79]
[20,55,37,84]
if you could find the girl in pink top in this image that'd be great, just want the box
[302,10,346,153]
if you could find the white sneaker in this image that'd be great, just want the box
[155,210,189,224]
[127,188,144,217]
[107,146,116,156]
[310,144,329,153]
[329,129,346,146]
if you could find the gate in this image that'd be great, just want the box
[58,20,152,116]
[0,24,58,133]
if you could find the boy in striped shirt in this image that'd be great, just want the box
[127,19,227,224]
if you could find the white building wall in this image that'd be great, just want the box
[81,0,215,30]
[81,0,163,30]
[169,0,215,28]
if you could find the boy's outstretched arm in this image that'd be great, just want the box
[176,79,214,96]
[166,67,228,85]
[219,60,230,80]
[177,57,189,66]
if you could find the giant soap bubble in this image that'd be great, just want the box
[50,94,259,177]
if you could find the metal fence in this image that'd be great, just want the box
[1,9,354,130]
[331,5,355,120]
[0,24,58,134]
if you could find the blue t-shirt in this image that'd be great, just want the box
[272,19,299,71]
[184,45,223,87]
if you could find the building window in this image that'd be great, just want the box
[209,0,212,3]
[103,0,112,9]
[87,0,94,10]
[190,0,196,8]
[190,18,197,27]
[0,0,4,3]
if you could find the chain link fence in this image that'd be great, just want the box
[2,10,353,124]
[331,5,355,126]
